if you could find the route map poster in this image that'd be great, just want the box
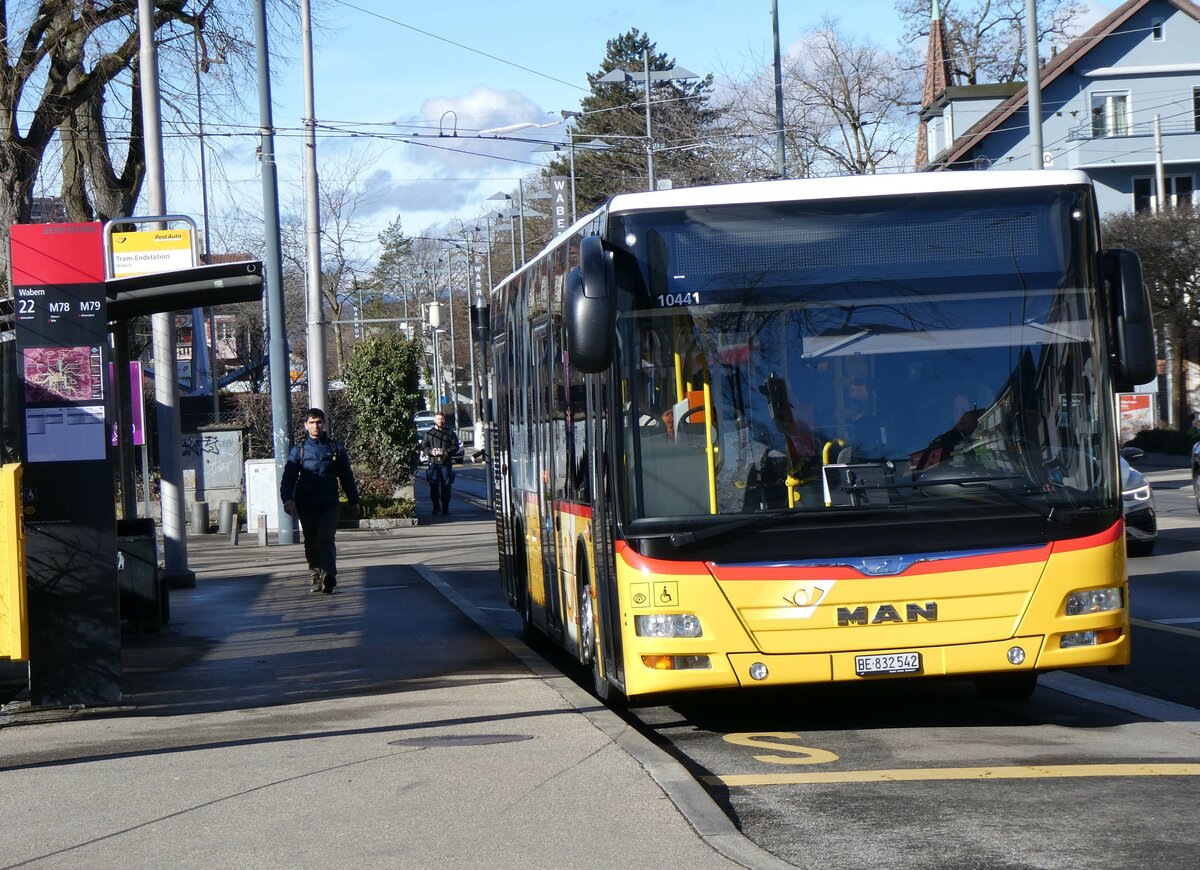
[9,221,120,706]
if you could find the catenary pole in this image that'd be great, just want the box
[772,0,787,179]
[253,0,296,544]
[301,0,327,412]
[193,25,219,424]
[1154,114,1166,212]
[644,48,655,190]
[138,0,193,584]
[1025,0,1043,169]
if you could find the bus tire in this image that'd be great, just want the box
[514,530,538,647]
[578,563,622,705]
[974,672,1038,702]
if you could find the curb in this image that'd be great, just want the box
[415,564,793,870]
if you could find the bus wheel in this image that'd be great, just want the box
[974,672,1038,701]
[580,578,608,700]
[578,570,620,703]
[578,574,596,668]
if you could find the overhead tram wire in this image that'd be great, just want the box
[328,0,587,93]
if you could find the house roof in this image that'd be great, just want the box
[929,0,1200,170]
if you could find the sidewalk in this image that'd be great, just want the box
[0,510,775,869]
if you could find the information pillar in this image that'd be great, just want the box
[9,222,120,706]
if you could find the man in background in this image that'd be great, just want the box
[421,412,460,516]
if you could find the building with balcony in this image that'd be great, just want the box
[920,0,1200,216]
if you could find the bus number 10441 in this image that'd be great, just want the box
[656,292,700,307]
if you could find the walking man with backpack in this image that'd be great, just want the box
[281,407,361,593]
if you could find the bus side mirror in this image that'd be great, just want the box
[1102,248,1156,390]
[566,235,615,373]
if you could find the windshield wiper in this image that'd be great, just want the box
[667,502,904,548]
[906,473,1073,524]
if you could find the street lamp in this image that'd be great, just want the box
[440,251,460,427]
[488,183,544,266]
[428,301,442,413]
[597,49,698,191]
[472,283,492,508]
[490,212,516,273]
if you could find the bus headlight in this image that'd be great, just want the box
[1064,587,1122,616]
[635,613,703,638]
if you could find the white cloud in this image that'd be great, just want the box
[414,86,561,171]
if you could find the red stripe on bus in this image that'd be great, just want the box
[554,500,593,519]
[1050,520,1123,552]
[616,520,1123,581]
[615,540,712,576]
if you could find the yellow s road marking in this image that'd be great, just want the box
[722,732,840,766]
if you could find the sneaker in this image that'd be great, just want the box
[322,577,337,594]
[310,570,323,593]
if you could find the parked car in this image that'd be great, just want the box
[414,411,436,441]
[1121,446,1156,557]
[1192,440,1200,514]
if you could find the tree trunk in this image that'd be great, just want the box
[0,150,38,281]
[1169,319,1188,429]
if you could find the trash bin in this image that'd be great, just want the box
[117,518,168,631]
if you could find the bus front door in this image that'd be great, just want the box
[533,325,562,638]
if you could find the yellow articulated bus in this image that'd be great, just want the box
[488,170,1155,703]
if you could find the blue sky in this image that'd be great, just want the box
[177,0,1121,253]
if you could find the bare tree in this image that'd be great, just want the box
[280,151,379,377]
[792,19,917,175]
[0,2,299,288]
[715,54,822,181]
[895,0,1088,86]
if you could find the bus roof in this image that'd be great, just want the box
[606,170,1093,215]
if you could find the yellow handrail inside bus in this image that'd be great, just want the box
[821,439,844,508]
[703,382,717,513]
[673,349,685,405]
[822,439,844,465]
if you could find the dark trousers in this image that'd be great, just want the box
[427,464,454,512]
[298,505,341,585]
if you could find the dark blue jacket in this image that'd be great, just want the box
[280,434,359,511]
[421,424,460,467]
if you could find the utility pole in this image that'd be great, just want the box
[138,0,192,585]
[301,0,327,412]
[253,0,296,544]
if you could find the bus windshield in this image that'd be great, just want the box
[610,188,1118,530]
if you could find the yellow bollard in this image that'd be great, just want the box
[0,463,30,662]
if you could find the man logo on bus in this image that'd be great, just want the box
[837,602,939,626]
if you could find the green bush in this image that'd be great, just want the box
[360,496,415,519]
[1128,427,1197,455]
